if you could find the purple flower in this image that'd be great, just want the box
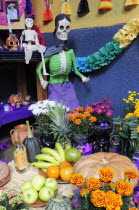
[100,104,110,109]
[74,187,81,194]
[134,191,139,203]
[95,107,104,114]
[71,197,80,208]
[106,110,114,117]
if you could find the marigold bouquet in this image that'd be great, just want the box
[68,106,97,139]
[70,168,138,210]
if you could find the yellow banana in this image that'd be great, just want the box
[65,143,72,151]
[35,154,60,166]
[41,147,62,163]
[55,142,65,163]
[41,168,47,173]
[31,161,55,169]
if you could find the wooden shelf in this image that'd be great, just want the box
[0,51,47,101]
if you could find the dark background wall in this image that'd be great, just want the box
[43,23,139,118]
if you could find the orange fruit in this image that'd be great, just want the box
[60,165,74,182]
[60,162,72,169]
[46,165,60,179]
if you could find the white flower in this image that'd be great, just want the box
[28,100,69,116]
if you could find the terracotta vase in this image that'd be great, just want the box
[10,124,34,144]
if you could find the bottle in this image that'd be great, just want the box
[13,130,28,173]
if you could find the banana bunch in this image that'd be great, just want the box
[31,143,71,170]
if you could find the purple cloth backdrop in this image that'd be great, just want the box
[0,105,33,125]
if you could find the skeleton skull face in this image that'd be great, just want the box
[56,18,70,41]
[25,18,33,28]
[6,34,19,51]
[9,95,21,107]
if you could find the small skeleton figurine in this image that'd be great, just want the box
[37,14,90,111]
[20,18,48,75]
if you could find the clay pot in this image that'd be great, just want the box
[10,124,34,144]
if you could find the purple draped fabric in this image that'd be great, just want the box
[0,105,33,125]
[48,82,80,111]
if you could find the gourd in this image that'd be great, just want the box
[0,161,10,180]
[23,121,41,163]
[45,194,73,210]
[73,152,139,188]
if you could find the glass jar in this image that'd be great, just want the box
[13,130,28,173]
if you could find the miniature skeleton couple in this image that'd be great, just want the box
[21,15,90,110]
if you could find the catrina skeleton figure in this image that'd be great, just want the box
[37,14,90,111]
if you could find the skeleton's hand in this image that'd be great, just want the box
[81,76,90,83]
[40,78,48,89]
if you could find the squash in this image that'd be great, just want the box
[23,121,41,163]
[73,152,139,188]
[45,194,72,210]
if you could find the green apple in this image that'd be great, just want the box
[23,188,38,204]
[39,186,54,202]
[45,178,58,191]
[32,174,46,191]
[20,180,33,193]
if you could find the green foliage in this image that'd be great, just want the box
[47,103,72,145]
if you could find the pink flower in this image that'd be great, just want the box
[9,198,15,203]
[8,191,14,196]
[106,110,114,117]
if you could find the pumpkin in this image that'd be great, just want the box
[73,152,139,188]
[45,194,72,210]
[23,121,41,163]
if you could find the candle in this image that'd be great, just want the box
[7,14,12,33]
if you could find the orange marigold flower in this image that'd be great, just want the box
[76,107,84,112]
[80,188,89,197]
[124,170,138,180]
[99,168,114,182]
[89,116,97,122]
[68,114,76,121]
[70,174,85,186]
[84,111,91,117]
[87,177,102,190]
[70,110,76,113]
[74,119,82,125]
[106,206,121,210]
[85,107,93,112]
[105,191,123,208]
[90,189,106,207]
[77,113,84,119]
[115,180,133,196]
[129,208,138,210]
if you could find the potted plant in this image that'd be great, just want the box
[86,97,114,152]
[29,100,71,149]
[68,106,97,147]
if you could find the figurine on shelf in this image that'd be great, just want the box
[37,14,90,110]
[20,18,48,75]
[9,94,21,109]
[22,95,31,105]
[6,14,19,51]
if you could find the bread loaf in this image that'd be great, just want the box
[0,161,10,181]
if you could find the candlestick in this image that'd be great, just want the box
[7,14,12,33]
